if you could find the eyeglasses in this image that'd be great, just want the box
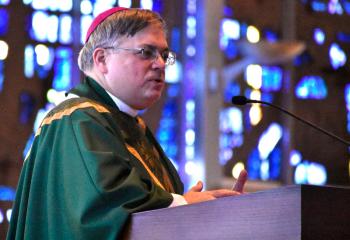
[103,45,176,66]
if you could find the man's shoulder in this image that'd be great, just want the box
[48,97,111,118]
[36,97,114,136]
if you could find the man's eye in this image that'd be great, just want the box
[161,51,169,60]
[141,48,154,59]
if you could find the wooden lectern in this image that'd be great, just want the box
[122,184,350,240]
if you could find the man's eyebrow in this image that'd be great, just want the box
[141,44,169,51]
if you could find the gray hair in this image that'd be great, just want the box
[78,9,167,72]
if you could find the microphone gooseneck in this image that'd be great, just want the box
[231,95,350,146]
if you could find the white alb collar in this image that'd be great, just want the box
[105,91,139,117]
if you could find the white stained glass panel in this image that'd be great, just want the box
[58,0,73,12]
[258,123,283,160]
[32,0,48,10]
[59,15,72,44]
[47,15,59,43]
[118,0,132,8]
[221,19,240,40]
[140,0,153,10]
[32,11,49,41]
[0,0,10,5]
[47,0,60,11]
[35,44,50,66]
[329,43,347,69]
[80,15,93,43]
[0,40,8,60]
[81,0,93,15]
[93,1,115,16]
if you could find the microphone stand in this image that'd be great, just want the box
[239,97,350,147]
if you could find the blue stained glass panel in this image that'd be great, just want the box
[294,50,313,66]
[344,1,350,14]
[152,0,163,13]
[314,28,325,45]
[311,1,327,12]
[224,81,240,103]
[345,84,350,111]
[19,92,36,124]
[170,28,181,54]
[23,133,34,159]
[295,75,328,99]
[345,84,350,133]
[0,61,4,92]
[24,45,35,78]
[261,66,283,92]
[269,146,281,179]
[0,9,9,36]
[0,186,15,201]
[240,22,248,38]
[223,6,234,17]
[337,32,350,43]
[52,47,72,91]
[264,29,278,42]
[156,85,179,162]
[167,84,180,98]
[247,148,261,180]
[224,39,239,59]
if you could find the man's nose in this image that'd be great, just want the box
[152,53,166,69]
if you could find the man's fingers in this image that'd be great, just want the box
[188,181,203,192]
[210,189,241,198]
[233,169,248,193]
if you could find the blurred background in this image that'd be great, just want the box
[1,0,350,237]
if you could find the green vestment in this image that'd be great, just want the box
[7,77,184,240]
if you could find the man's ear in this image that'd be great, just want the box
[92,48,108,74]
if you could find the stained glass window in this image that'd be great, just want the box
[19,92,36,124]
[329,43,347,69]
[52,47,73,91]
[0,9,9,36]
[0,0,10,6]
[295,75,328,99]
[0,60,4,92]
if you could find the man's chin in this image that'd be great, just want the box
[133,94,162,110]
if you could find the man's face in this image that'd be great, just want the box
[102,23,168,110]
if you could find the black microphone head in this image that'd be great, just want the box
[231,96,248,105]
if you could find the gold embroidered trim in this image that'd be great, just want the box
[126,144,166,191]
[36,101,110,136]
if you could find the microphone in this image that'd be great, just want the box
[231,95,350,146]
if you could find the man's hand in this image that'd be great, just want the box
[183,169,248,204]
[232,169,248,193]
